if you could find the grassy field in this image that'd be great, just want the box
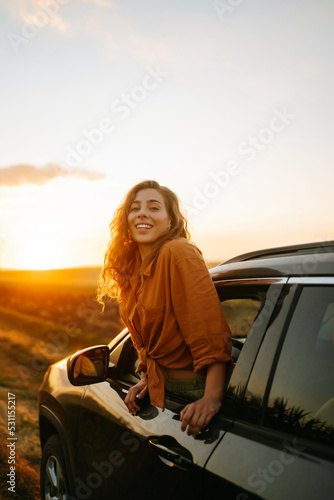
[0,268,122,499]
[0,263,224,499]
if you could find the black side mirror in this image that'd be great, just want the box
[68,345,115,386]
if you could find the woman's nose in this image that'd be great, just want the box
[137,207,149,218]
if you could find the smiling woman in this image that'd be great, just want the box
[14,235,67,270]
[97,180,233,438]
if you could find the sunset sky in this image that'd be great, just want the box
[1,0,334,270]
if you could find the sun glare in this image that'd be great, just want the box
[15,236,68,270]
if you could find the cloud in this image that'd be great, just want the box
[2,0,116,35]
[90,0,116,6]
[3,0,164,65]
[0,163,106,186]
[2,0,69,33]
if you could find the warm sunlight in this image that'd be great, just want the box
[15,236,68,270]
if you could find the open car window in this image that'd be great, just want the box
[216,283,271,363]
[222,298,262,338]
[109,282,272,404]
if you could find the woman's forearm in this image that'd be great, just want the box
[204,362,226,403]
[180,362,227,437]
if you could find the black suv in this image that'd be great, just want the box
[38,241,334,500]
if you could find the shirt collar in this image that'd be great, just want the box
[142,251,160,277]
[129,250,158,291]
[129,252,141,290]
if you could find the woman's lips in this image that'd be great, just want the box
[135,224,153,231]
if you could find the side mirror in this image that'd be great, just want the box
[68,345,115,386]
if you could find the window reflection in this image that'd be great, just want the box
[265,286,334,446]
[73,355,98,378]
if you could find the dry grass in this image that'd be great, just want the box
[0,270,122,499]
[0,438,40,500]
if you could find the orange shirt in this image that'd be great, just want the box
[119,238,233,409]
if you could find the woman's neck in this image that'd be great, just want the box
[137,243,152,262]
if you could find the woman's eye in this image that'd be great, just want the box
[130,207,139,212]
[150,206,159,211]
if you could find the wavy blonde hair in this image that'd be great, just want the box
[97,180,190,309]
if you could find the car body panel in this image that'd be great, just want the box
[73,330,229,499]
[205,426,334,499]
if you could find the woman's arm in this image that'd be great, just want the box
[180,362,226,437]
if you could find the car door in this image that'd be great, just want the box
[73,278,283,500]
[204,279,334,499]
[74,330,228,500]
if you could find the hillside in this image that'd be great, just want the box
[0,268,122,499]
[0,266,102,287]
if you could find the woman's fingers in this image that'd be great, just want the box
[181,405,206,437]
[137,384,148,399]
[125,388,140,413]
[124,380,148,415]
[124,391,139,415]
[180,404,195,432]
[180,396,220,437]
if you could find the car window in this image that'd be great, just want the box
[217,284,270,365]
[222,298,262,338]
[217,284,267,338]
[264,285,334,446]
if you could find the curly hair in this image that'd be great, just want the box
[96,180,190,309]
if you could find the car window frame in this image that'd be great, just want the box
[259,278,334,459]
[214,279,287,415]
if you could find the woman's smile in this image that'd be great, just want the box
[128,188,171,258]
[135,223,153,231]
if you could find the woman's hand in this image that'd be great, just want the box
[180,362,226,437]
[124,376,148,416]
[180,396,221,437]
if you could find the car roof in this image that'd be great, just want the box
[209,240,334,280]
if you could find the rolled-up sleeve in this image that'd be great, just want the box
[170,251,233,373]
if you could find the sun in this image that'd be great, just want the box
[15,236,68,270]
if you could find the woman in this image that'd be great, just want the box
[97,180,233,437]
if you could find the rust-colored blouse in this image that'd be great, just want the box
[118,238,233,409]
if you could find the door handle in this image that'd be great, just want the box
[148,436,193,470]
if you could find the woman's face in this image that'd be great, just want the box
[128,188,171,257]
